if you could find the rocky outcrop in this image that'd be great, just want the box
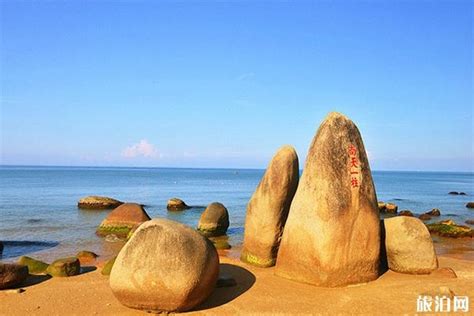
[96,203,151,238]
[241,145,299,267]
[0,263,28,289]
[167,198,190,211]
[426,220,473,238]
[275,112,380,287]
[18,256,49,274]
[383,217,438,274]
[197,202,229,237]
[110,219,219,312]
[77,196,123,209]
[46,257,81,277]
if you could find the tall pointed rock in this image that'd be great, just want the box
[275,112,380,287]
[241,145,299,267]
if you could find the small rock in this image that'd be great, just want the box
[76,251,98,264]
[18,256,49,274]
[101,257,116,276]
[398,210,414,217]
[448,192,459,195]
[419,214,432,221]
[426,208,441,216]
[46,257,81,277]
[385,203,398,214]
[167,198,190,211]
[465,219,474,225]
[377,202,386,213]
[4,288,25,294]
[466,202,474,209]
[430,267,457,278]
[459,192,467,195]
[197,202,230,237]
[216,274,237,288]
[0,263,28,289]
[78,196,123,209]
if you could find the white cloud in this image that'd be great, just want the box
[121,139,160,159]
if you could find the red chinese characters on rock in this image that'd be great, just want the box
[348,144,360,188]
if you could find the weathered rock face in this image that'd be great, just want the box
[275,112,380,287]
[78,196,123,209]
[0,263,28,289]
[18,256,49,274]
[96,203,151,238]
[167,198,190,211]
[46,257,81,277]
[241,145,299,267]
[383,217,438,274]
[110,219,219,313]
[197,202,229,237]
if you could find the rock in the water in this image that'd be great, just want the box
[18,256,49,274]
[241,145,299,268]
[77,196,123,209]
[96,203,151,238]
[216,273,237,288]
[426,208,441,216]
[383,217,438,274]
[110,219,219,313]
[466,202,474,209]
[46,257,81,277]
[377,202,386,213]
[275,112,381,287]
[76,251,98,264]
[430,267,457,278]
[459,192,467,195]
[101,257,116,276]
[419,214,432,221]
[426,220,473,238]
[448,191,459,195]
[465,219,474,225]
[385,203,398,214]
[197,202,230,237]
[0,263,28,289]
[398,210,414,217]
[167,198,190,211]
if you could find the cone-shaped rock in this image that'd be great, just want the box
[241,145,299,267]
[275,112,380,287]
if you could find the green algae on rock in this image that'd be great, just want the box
[197,202,229,237]
[426,221,473,238]
[101,257,116,276]
[46,257,81,277]
[96,203,151,238]
[18,256,49,274]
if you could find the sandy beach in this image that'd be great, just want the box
[1,243,473,315]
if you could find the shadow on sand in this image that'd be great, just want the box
[193,263,256,311]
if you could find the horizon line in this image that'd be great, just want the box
[0,164,472,174]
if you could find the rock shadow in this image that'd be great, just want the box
[80,266,97,274]
[0,240,59,259]
[193,263,256,311]
[379,219,389,275]
[4,274,52,290]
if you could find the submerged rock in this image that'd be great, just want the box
[110,219,219,313]
[0,263,28,289]
[96,203,151,238]
[197,202,230,237]
[275,112,380,287]
[46,257,81,277]
[101,257,116,276]
[448,192,459,195]
[18,256,49,274]
[167,198,190,211]
[384,217,438,274]
[398,210,414,217]
[77,196,123,209]
[385,203,398,214]
[241,145,299,268]
[426,220,473,238]
[426,209,441,216]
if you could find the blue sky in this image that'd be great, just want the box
[1,1,472,171]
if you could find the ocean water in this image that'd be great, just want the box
[0,166,473,261]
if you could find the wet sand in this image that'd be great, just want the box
[1,248,473,315]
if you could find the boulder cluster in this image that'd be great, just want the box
[240,112,439,287]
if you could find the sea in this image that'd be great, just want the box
[0,166,473,261]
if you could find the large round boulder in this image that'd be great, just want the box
[167,198,190,211]
[275,112,381,287]
[110,218,219,313]
[77,196,123,209]
[197,202,229,237]
[0,263,28,289]
[96,203,151,238]
[241,145,299,267]
[383,217,438,274]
